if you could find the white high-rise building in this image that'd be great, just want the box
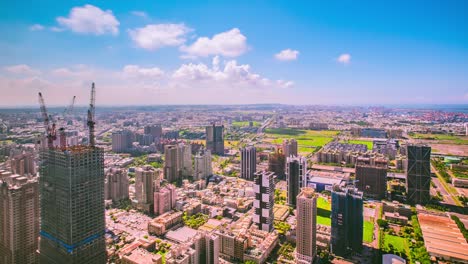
[135,166,159,213]
[194,149,212,180]
[104,167,129,202]
[178,143,193,177]
[296,187,317,264]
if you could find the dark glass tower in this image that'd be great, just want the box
[286,156,306,207]
[39,146,106,264]
[406,144,431,204]
[206,124,224,155]
[331,185,363,256]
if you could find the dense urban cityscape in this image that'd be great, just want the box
[1,1,468,264]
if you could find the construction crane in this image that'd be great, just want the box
[87,83,96,147]
[38,92,56,149]
[63,95,76,125]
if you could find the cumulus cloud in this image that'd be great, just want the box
[129,24,191,50]
[131,11,148,18]
[337,53,351,64]
[172,59,292,89]
[275,49,299,61]
[180,28,248,58]
[4,64,41,75]
[123,65,164,78]
[29,24,45,31]
[50,26,65,32]
[56,4,119,35]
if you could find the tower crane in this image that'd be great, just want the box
[87,83,96,147]
[63,95,76,125]
[38,92,56,149]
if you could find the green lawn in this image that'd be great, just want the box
[267,128,338,149]
[317,197,331,226]
[383,234,408,255]
[232,121,260,127]
[410,133,468,145]
[363,221,374,243]
[340,140,373,150]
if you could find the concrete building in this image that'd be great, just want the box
[373,139,399,159]
[178,143,193,177]
[194,148,212,180]
[135,166,158,213]
[268,148,285,179]
[216,230,247,262]
[206,124,224,155]
[286,156,307,207]
[253,171,275,232]
[104,167,129,202]
[153,184,177,216]
[121,247,162,264]
[164,145,179,183]
[112,130,133,153]
[406,144,431,205]
[282,139,298,159]
[240,146,256,181]
[38,146,106,263]
[144,125,163,139]
[331,185,363,256]
[0,175,39,264]
[295,188,317,264]
[355,157,388,199]
[10,152,36,176]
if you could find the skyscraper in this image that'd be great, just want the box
[296,187,317,264]
[253,171,275,232]
[39,146,106,263]
[282,139,298,159]
[355,157,388,199]
[331,185,363,256]
[240,145,256,181]
[0,175,39,264]
[111,130,133,153]
[206,124,224,155]
[194,148,212,180]
[286,156,307,207]
[406,144,431,205]
[178,143,193,177]
[104,167,129,202]
[135,165,158,213]
[164,145,179,183]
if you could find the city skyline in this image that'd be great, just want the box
[1,1,467,106]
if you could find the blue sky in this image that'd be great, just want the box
[0,0,467,106]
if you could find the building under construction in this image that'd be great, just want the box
[37,83,106,263]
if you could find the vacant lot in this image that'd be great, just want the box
[265,128,339,153]
[410,133,468,145]
[232,121,260,127]
[317,196,331,226]
[363,220,374,242]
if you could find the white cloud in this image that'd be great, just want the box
[337,53,351,64]
[128,24,191,50]
[49,26,65,32]
[180,28,248,58]
[131,11,148,18]
[56,4,119,35]
[123,65,164,78]
[4,64,41,75]
[275,49,299,61]
[29,24,45,31]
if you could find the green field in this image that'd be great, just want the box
[340,140,373,150]
[232,121,260,127]
[317,197,331,226]
[266,128,338,151]
[363,220,374,243]
[410,133,468,145]
[383,234,409,255]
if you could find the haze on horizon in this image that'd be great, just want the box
[0,0,467,106]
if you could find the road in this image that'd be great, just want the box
[257,117,273,135]
[431,163,460,206]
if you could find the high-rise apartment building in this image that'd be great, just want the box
[39,146,106,263]
[355,157,388,199]
[286,156,307,207]
[253,171,275,232]
[240,146,256,181]
[406,144,431,205]
[206,124,224,155]
[194,148,212,180]
[0,175,39,264]
[153,184,177,216]
[296,187,317,264]
[10,152,36,176]
[268,148,285,179]
[112,130,133,153]
[331,185,363,256]
[104,167,129,202]
[282,139,298,159]
[144,124,163,139]
[135,166,158,213]
[164,145,179,183]
[178,143,193,177]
